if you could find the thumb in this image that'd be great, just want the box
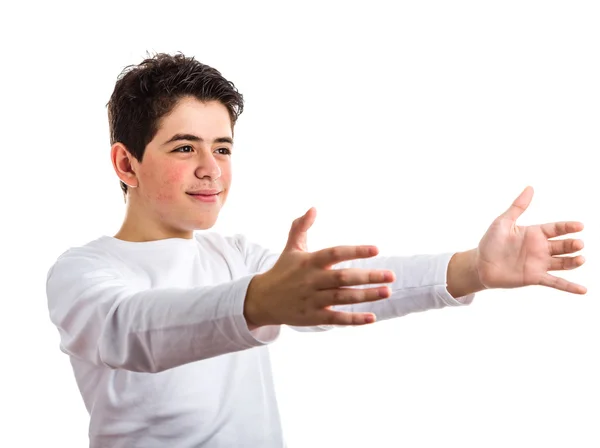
[284,207,316,252]
[500,186,534,221]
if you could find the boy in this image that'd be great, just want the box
[46,53,586,447]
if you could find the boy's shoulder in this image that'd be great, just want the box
[53,236,120,262]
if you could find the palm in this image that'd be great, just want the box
[475,187,586,294]
[479,220,553,287]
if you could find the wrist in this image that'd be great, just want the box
[446,249,486,298]
[244,274,267,330]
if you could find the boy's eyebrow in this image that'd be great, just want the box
[163,133,233,145]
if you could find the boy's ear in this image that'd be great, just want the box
[111,143,139,188]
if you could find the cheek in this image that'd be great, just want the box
[220,163,232,187]
[163,164,188,186]
[144,161,188,202]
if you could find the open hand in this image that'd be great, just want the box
[244,208,396,328]
[476,186,586,294]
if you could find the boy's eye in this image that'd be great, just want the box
[216,148,232,155]
[174,145,193,153]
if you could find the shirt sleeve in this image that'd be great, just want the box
[333,251,474,314]
[46,249,280,374]
[229,235,474,332]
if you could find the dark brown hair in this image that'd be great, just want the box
[107,52,244,195]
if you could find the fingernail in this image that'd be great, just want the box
[365,314,375,323]
[379,286,390,298]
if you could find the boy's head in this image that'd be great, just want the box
[107,53,243,239]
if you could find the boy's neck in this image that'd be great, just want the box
[114,201,194,242]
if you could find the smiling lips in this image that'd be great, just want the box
[187,189,221,203]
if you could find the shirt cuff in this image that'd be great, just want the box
[230,274,281,346]
[436,284,476,306]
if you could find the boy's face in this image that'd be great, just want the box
[126,97,233,237]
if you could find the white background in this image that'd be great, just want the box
[1,1,598,447]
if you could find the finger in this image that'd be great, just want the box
[549,255,585,271]
[313,285,391,308]
[541,221,584,239]
[285,207,316,252]
[315,268,395,289]
[500,186,534,221]
[311,245,380,268]
[318,310,378,326]
[549,238,584,256]
[539,273,587,294]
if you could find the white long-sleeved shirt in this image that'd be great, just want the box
[46,232,474,447]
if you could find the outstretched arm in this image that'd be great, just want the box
[46,251,280,373]
[325,186,586,326]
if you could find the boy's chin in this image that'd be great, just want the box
[189,214,219,231]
